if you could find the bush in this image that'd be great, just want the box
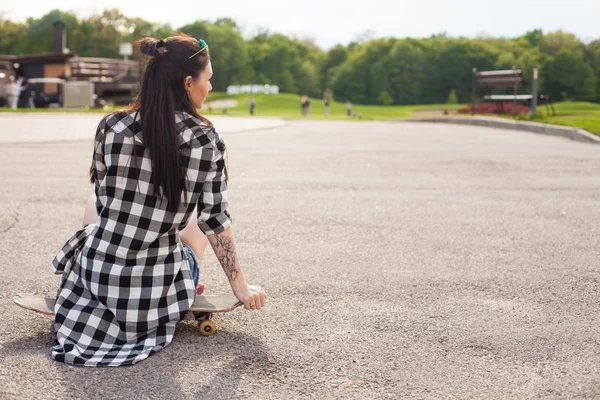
[447,89,458,105]
[378,90,394,105]
[516,112,547,122]
[458,102,531,115]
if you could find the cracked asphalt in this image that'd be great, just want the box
[0,113,599,399]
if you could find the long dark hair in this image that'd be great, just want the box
[127,33,211,211]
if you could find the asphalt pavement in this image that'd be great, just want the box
[0,113,599,399]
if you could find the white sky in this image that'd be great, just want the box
[1,0,599,48]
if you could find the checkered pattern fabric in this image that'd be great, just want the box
[50,111,232,366]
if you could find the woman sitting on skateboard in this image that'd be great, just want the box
[51,34,266,367]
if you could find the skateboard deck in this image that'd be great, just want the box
[13,293,242,336]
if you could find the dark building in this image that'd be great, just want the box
[1,21,140,104]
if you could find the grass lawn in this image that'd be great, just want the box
[201,92,464,120]
[542,102,600,136]
[0,92,463,119]
[1,92,598,136]
[491,101,600,136]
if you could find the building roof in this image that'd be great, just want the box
[10,52,78,64]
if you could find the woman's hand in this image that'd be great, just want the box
[231,282,267,311]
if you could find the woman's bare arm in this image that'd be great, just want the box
[207,227,266,310]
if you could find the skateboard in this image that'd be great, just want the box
[13,293,242,337]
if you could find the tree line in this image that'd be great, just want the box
[1,9,599,105]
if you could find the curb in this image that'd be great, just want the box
[400,117,600,145]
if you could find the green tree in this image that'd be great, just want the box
[585,40,600,101]
[320,45,347,94]
[331,54,368,103]
[332,39,395,104]
[0,15,27,54]
[177,20,210,44]
[246,33,322,95]
[524,29,544,47]
[180,20,252,90]
[378,90,393,105]
[388,39,427,104]
[447,89,458,104]
[516,48,546,92]
[1,10,599,105]
[21,10,80,54]
[249,34,299,93]
[425,38,498,104]
[542,49,596,101]
[539,31,584,55]
[77,9,130,58]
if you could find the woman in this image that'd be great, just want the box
[51,34,266,367]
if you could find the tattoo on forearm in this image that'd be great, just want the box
[210,233,240,282]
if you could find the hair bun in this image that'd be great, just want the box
[138,37,167,57]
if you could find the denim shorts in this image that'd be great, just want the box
[182,243,200,288]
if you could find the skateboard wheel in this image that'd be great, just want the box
[199,319,217,336]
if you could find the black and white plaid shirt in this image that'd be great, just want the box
[51,110,231,366]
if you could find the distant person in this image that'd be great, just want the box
[18,77,34,108]
[6,76,20,110]
[300,95,307,116]
[345,101,352,117]
[323,92,330,117]
[301,95,310,116]
[248,95,255,115]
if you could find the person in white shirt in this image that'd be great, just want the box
[6,76,20,110]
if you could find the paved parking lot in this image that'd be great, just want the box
[1,113,599,399]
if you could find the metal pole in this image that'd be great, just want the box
[513,83,517,118]
[472,67,477,116]
[512,66,517,118]
[531,68,538,114]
